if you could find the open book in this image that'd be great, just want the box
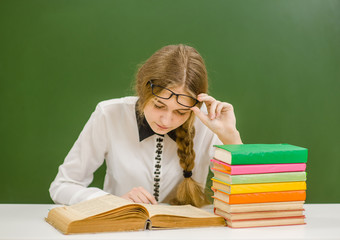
[46,194,226,234]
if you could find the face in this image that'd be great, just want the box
[143,85,193,135]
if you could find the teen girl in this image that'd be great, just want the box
[49,44,242,207]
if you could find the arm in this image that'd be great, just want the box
[191,93,243,145]
[49,104,109,205]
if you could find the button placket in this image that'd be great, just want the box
[153,137,164,202]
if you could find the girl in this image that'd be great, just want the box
[49,44,242,207]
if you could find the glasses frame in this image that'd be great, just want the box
[148,81,199,108]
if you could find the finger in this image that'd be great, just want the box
[197,94,216,106]
[127,191,143,203]
[191,106,211,126]
[220,103,236,124]
[121,194,133,202]
[124,187,150,204]
[216,102,227,119]
[209,100,221,120]
[220,102,234,114]
[135,192,151,204]
[124,187,158,204]
[197,93,208,98]
[138,187,158,204]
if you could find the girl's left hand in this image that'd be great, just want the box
[191,93,242,145]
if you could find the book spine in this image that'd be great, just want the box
[230,181,307,194]
[229,163,307,175]
[144,219,152,230]
[220,171,306,184]
[210,159,307,175]
[226,191,306,204]
[213,178,307,194]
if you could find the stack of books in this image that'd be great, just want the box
[211,144,308,228]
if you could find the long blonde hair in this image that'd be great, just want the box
[135,44,209,207]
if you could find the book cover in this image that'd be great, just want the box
[212,188,306,204]
[213,144,308,165]
[212,178,307,194]
[210,159,306,175]
[211,170,307,184]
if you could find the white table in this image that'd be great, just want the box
[0,204,339,240]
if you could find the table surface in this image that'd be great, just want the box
[0,203,340,240]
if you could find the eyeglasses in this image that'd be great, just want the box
[148,81,199,108]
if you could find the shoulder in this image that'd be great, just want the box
[96,96,138,112]
[89,97,138,122]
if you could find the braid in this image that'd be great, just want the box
[171,114,209,207]
[176,121,195,172]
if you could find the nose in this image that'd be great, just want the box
[159,111,173,126]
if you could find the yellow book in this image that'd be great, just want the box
[212,178,306,194]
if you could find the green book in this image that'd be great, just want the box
[211,170,307,185]
[213,144,308,165]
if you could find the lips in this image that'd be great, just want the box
[156,123,169,130]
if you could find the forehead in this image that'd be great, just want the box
[167,85,191,95]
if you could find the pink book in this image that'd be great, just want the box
[210,159,306,175]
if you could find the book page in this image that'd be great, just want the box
[66,194,137,219]
[142,204,219,218]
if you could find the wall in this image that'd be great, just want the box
[1,0,339,203]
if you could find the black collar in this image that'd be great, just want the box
[135,102,177,142]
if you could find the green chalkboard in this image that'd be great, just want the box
[0,0,339,203]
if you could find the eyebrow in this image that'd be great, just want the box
[155,99,191,111]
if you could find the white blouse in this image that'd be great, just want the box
[49,96,222,205]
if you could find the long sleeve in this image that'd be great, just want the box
[49,104,109,205]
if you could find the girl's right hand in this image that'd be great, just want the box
[121,186,158,204]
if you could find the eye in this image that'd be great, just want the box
[176,110,188,116]
[154,103,164,109]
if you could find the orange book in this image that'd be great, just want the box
[212,188,306,204]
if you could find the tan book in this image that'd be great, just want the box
[213,198,305,213]
[46,194,226,234]
[225,216,306,228]
[215,207,304,220]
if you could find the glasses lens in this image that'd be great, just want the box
[177,95,198,107]
[152,85,173,99]
[150,82,198,107]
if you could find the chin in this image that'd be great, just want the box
[152,125,172,135]
[155,129,170,135]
